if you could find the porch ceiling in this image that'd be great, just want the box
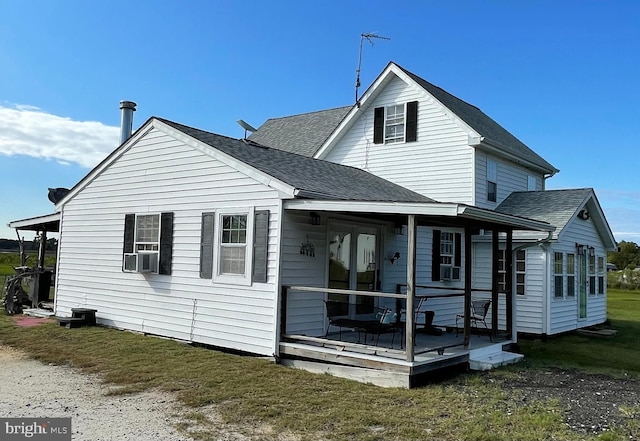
[284,200,554,232]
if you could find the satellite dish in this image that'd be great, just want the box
[236,119,257,138]
[48,187,70,204]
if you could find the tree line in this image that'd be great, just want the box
[0,238,58,252]
[608,240,640,270]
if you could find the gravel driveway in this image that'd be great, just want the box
[0,345,194,440]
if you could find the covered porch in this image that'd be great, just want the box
[276,200,553,387]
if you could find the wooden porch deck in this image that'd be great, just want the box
[279,329,514,387]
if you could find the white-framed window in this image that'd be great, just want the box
[439,231,460,280]
[567,253,575,297]
[597,256,605,294]
[554,252,564,298]
[497,249,526,294]
[122,212,174,275]
[515,249,526,295]
[527,175,538,191]
[487,159,497,202]
[498,249,506,292]
[589,252,596,295]
[136,214,160,252]
[213,207,254,285]
[373,101,418,145]
[385,104,405,143]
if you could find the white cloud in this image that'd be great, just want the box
[0,103,119,168]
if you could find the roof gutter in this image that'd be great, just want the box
[457,206,554,232]
[473,137,559,177]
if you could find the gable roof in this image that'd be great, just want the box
[394,64,558,174]
[157,118,432,203]
[249,62,558,175]
[496,188,616,249]
[249,106,351,157]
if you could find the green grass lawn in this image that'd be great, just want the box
[519,289,640,376]
[0,289,637,441]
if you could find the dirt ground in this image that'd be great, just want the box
[482,368,640,436]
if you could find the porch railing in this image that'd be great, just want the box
[279,284,489,363]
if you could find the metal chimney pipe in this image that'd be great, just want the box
[119,100,137,144]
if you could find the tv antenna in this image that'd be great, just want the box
[355,32,390,103]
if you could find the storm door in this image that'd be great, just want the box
[327,223,379,317]
[578,253,588,319]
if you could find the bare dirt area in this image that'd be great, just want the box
[485,368,640,436]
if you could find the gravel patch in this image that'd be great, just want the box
[0,345,193,440]
[486,368,640,436]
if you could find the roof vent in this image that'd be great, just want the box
[119,100,137,144]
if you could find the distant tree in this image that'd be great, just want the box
[608,240,640,270]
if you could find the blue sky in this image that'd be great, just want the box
[1,0,638,242]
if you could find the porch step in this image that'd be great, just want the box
[469,350,523,371]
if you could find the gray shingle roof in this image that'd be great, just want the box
[496,188,593,237]
[248,106,351,157]
[395,63,558,174]
[158,118,432,203]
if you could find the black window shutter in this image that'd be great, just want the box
[406,101,418,142]
[252,210,269,283]
[199,212,215,279]
[159,212,174,275]
[123,214,135,254]
[454,232,462,267]
[432,229,441,281]
[373,107,384,144]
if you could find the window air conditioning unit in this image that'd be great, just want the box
[123,253,158,273]
[440,265,461,281]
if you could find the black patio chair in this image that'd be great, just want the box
[455,298,492,340]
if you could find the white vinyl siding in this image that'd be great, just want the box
[324,75,475,204]
[547,207,607,334]
[55,126,281,356]
[475,151,545,208]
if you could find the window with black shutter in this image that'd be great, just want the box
[373,101,418,144]
[122,212,174,274]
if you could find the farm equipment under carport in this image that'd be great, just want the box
[3,264,54,315]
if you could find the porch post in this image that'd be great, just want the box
[506,230,514,340]
[38,230,47,270]
[491,229,499,340]
[405,215,416,362]
[280,286,288,338]
[463,226,472,348]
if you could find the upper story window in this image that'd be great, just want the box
[373,101,418,144]
[385,105,405,143]
[487,159,497,202]
[527,175,538,191]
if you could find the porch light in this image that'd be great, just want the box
[578,209,590,221]
[588,246,595,257]
[309,212,321,226]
